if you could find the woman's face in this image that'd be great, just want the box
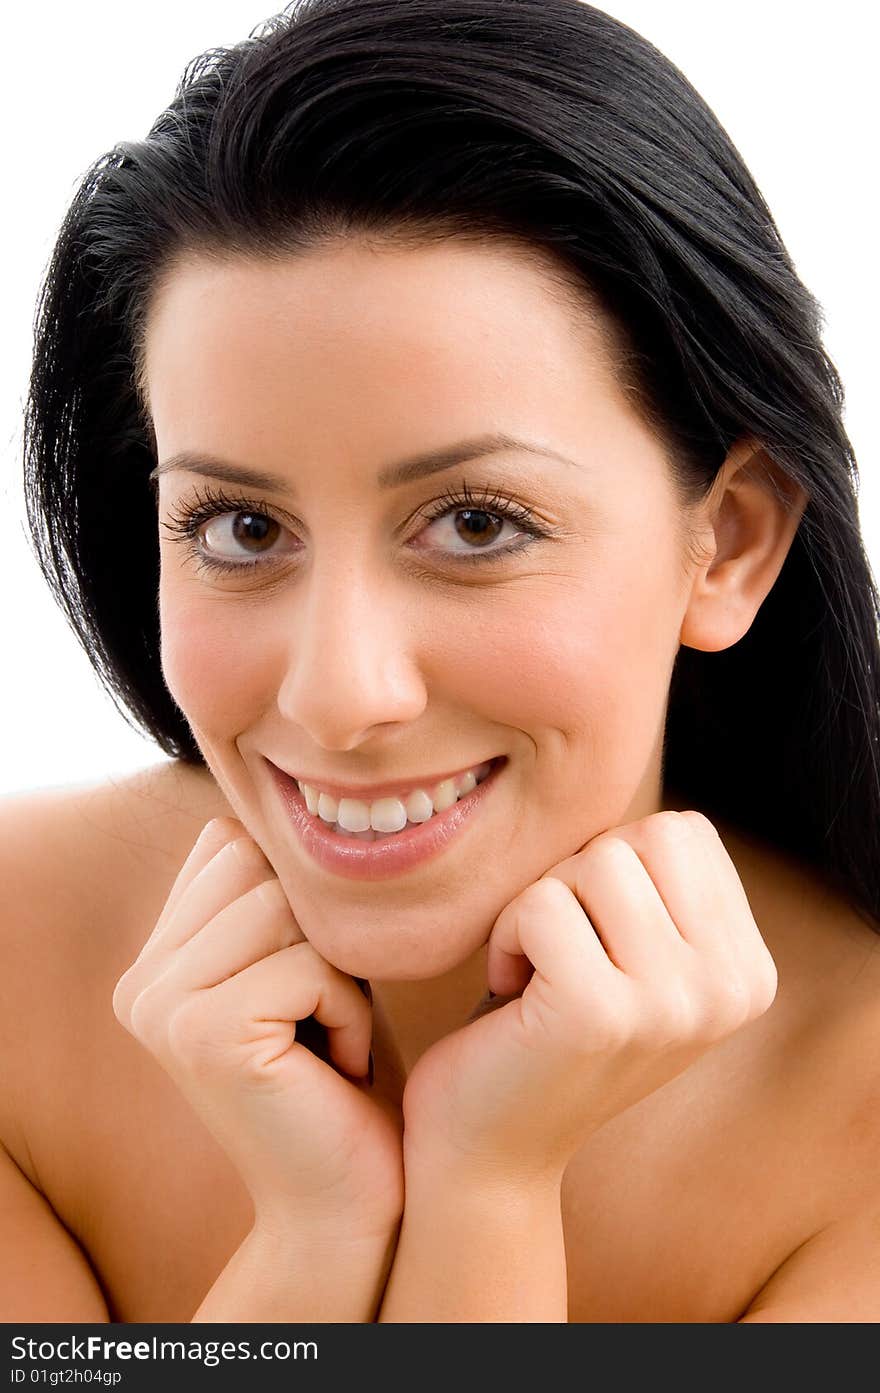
[146,237,702,979]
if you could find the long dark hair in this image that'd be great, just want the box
[23,0,880,931]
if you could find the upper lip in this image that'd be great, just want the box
[267,756,500,802]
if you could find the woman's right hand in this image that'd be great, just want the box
[111,816,404,1242]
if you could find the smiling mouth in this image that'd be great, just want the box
[293,759,499,840]
[268,756,507,879]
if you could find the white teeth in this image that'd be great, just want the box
[337,797,372,832]
[404,788,434,823]
[369,797,408,834]
[297,760,496,837]
[317,791,340,824]
[432,778,459,813]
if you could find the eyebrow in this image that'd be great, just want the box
[147,432,581,494]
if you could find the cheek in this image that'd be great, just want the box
[159,555,678,755]
[159,587,275,736]
[456,576,675,744]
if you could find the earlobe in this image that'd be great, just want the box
[678,443,809,654]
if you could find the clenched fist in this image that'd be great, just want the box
[402,810,778,1182]
[112,816,403,1239]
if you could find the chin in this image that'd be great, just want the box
[278,883,492,981]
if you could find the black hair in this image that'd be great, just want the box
[23,0,880,932]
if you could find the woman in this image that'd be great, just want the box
[3,0,879,1322]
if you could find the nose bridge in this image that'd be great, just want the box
[276,549,427,747]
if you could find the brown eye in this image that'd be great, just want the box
[161,486,302,577]
[452,509,505,549]
[202,512,282,558]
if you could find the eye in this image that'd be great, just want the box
[199,510,285,561]
[160,478,552,577]
[414,482,547,562]
[160,485,299,576]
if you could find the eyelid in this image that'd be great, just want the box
[161,477,552,576]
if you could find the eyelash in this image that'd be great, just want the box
[159,479,549,577]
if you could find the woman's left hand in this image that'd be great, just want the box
[401,809,778,1183]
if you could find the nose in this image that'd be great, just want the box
[275,555,428,750]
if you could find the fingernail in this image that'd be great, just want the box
[230,837,252,864]
[367,1049,374,1086]
[255,878,286,908]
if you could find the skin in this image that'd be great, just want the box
[146,234,807,1002]
[0,230,871,1299]
[121,234,815,1319]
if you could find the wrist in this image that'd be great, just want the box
[205,1216,398,1324]
[402,1131,567,1201]
[252,1202,401,1253]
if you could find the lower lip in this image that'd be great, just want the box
[267,757,506,881]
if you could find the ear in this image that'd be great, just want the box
[679,439,810,653]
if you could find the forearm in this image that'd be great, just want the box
[377,1156,567,1322]
[192,1220,399,1323]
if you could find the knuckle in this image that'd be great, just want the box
[644,810,694,844]
[647,978,699,1042]
[574,834,630,873]
[123,990,145,1035]
[127,976,172,1044]
[510,877,566,927]
[111,968,137,1024]
[711,972,753,1023]
[754,955,779,1012]
[165,993,218,1063]
[529,875,569,907]
[676,809,718,836]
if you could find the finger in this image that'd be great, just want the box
[487,874,618,1000]
[673,812,777,1007]
[619,811,744,956]
[675,811,765,941]
[187,939,373,1079]
[115,863,306,1027]
[542,835,686,979]
[143,878,307,997]
[146,816,246,949]
[146,832,278,957]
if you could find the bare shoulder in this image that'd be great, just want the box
[0,760,233,1157]
[0,759,233,900]
[716,813,880,1206]
[715,822,880,1318]
[1,758,236,910]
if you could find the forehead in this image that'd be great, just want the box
[143,238,623,422]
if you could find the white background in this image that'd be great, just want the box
[1,1,876,797]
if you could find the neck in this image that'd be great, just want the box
[370,941,490,1076]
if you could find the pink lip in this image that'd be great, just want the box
[267,757,505,881]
